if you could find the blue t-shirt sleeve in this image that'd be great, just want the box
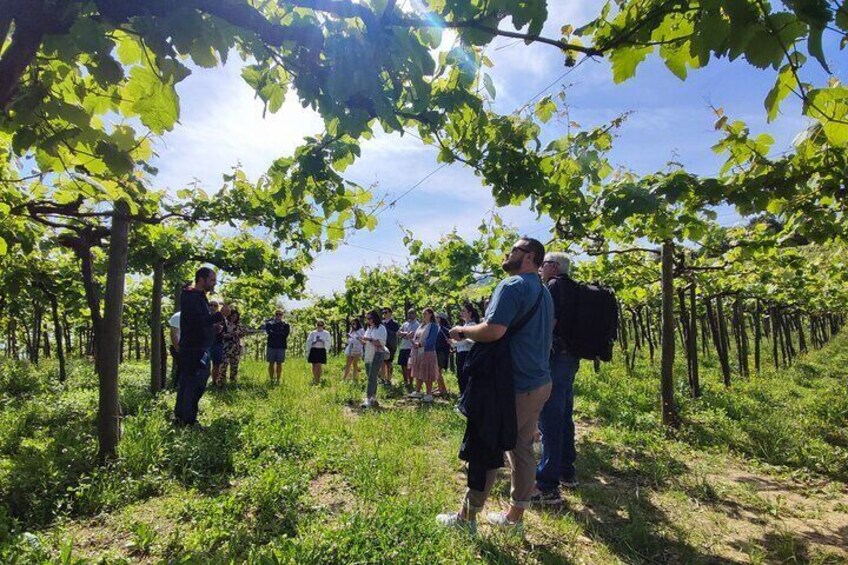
[486,279,522,327]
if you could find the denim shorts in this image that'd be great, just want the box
[266,347,287,363]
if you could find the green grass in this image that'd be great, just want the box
[1,333,847,563]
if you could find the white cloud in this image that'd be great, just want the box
[153,60,323,191]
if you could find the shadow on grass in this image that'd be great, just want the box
[737,524,848,563]
[562,439,744,564]
[475,535,576,564]
[168,415,245,492]
[207,381,269,406]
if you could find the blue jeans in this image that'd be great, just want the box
[536,351,580,491]
[174,350,211,424]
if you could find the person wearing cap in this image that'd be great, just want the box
[262,309,290,384]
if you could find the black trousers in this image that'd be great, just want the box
[456,351,470,394]
[170,346,181,389]
[174,351,210,424]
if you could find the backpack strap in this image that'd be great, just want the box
[504,282,545,339]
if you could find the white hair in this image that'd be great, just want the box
[545,252,571,275]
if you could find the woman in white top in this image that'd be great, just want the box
[306,319,332,385]
[451,302,480,394]
[343,317,365,380]
[359,309,388,408]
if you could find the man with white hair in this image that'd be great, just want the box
[532,251,581,505]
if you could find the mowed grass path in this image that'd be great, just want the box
[6,336,848,564]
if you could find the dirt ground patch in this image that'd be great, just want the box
[308,472,357,515]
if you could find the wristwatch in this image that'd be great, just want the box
[457,330,466,340]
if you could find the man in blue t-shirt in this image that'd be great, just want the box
[438,237,553,534]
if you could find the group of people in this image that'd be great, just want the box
[172,234,582,536]
[170,268,292,427]
[337,306,480,408]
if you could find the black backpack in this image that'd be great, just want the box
[555,276,619,362]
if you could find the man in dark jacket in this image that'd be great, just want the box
[174,267,228,427]
[437,237,553,535]
[263,310,290,383]
[532,252,581,506]
[381,308,399,384]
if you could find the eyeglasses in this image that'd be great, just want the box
[542,260,557,266]
[508,245,532,256]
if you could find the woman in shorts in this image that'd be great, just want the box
[343,317,365,380]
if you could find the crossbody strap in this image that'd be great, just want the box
[504,282,544,339]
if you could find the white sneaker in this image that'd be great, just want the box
[408,391,423,399]
[360,399,372,408]
[436,512,477,534]
[486,512,524,535]
[422,394,434,403]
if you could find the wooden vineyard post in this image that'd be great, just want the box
[688,281,700,398]
[660,241,679,429]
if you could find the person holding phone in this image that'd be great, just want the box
[306,320,332,385]
[343,318,365,380]
[360,310,388,408]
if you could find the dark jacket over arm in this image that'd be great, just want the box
[458,340,517,491]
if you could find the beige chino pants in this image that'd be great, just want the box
[464,382,552,511]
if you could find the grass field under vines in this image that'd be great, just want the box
[1,334,847,563]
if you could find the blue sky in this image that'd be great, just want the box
[150,1,839,305]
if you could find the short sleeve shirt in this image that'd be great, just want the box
[485,272,554,392]
[364,325,388,362]
[168,312,181,342]
[399,320,420,349]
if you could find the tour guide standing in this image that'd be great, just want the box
[264,310,290,384]
[174,267,229,427]
[533,252,582,504]
[438,237,553,533]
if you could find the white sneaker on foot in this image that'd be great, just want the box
[422,394,434,403]
[486,512,524,535]
[408,391,423,399]
[436,512,477,534]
